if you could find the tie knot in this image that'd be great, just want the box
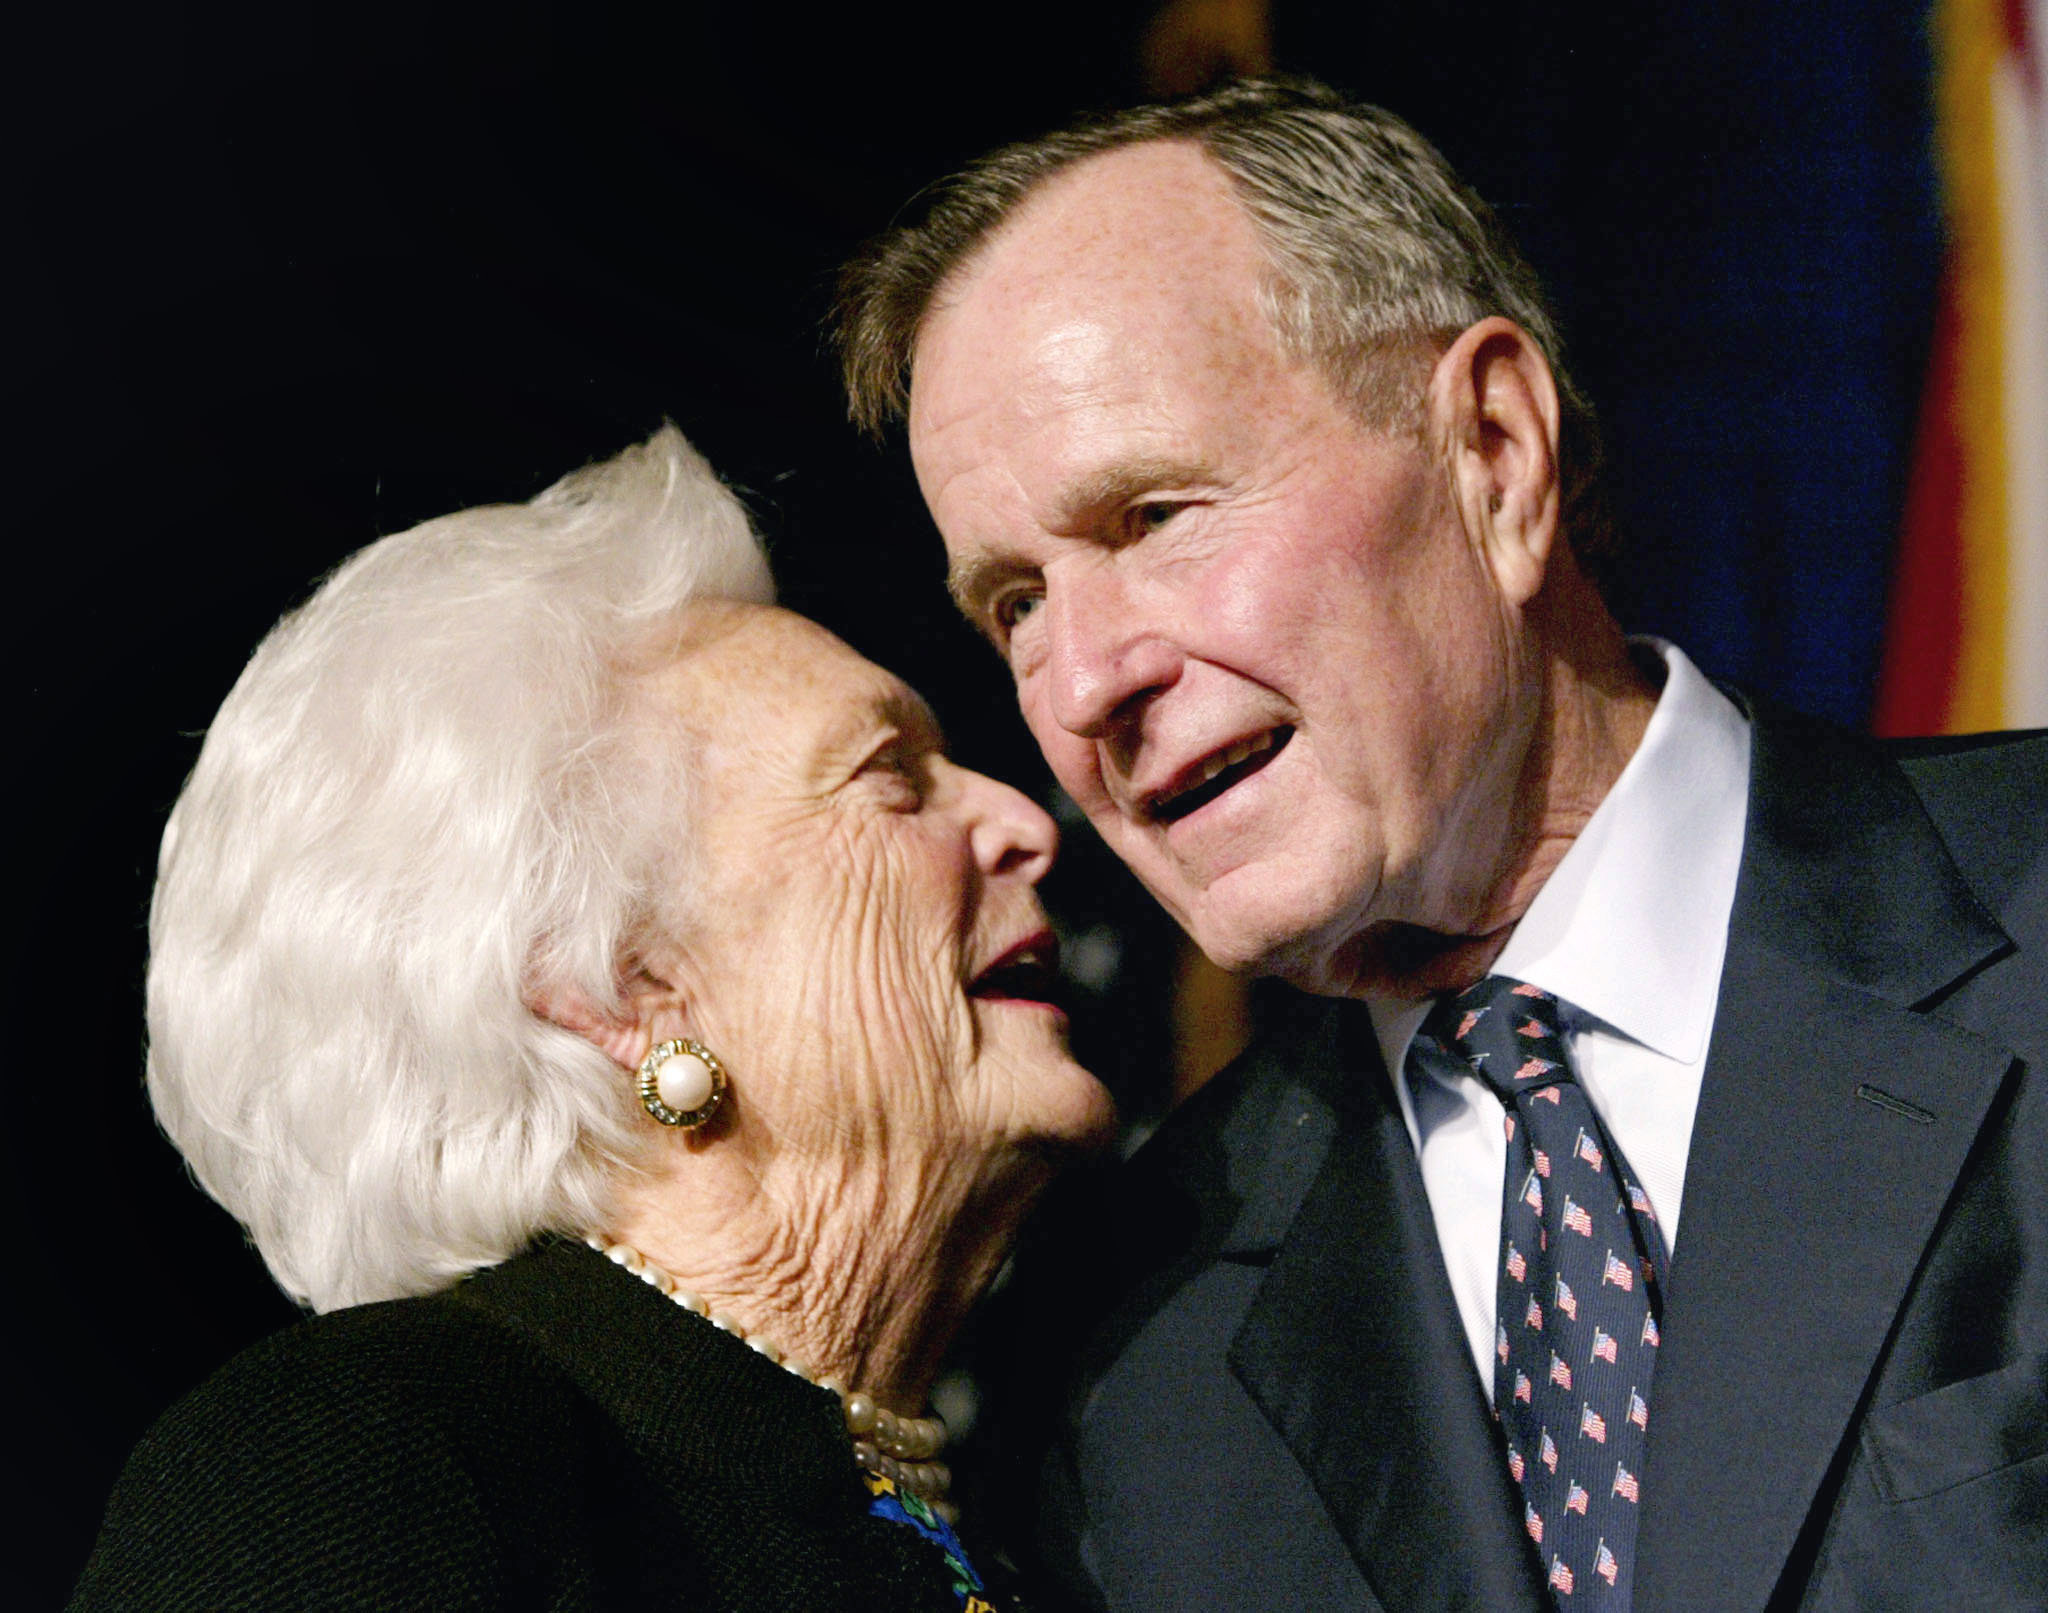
[1418,975,1573,1103]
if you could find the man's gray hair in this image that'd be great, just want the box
[145,428,773,1312]
[836,78,1612,579]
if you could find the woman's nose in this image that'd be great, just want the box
[964,770,1058,883]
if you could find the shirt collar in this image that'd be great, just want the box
[1490,639,1751,1064]
[1370,639,1752,1115]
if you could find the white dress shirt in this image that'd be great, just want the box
[1368,641,1753,1392]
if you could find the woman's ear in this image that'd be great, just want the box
[1427,316,1562,607]
[526,966,689,1071]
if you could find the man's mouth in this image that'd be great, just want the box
[967,931,1065,1007]
[1147,726,1294,823]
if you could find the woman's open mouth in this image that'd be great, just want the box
[967,932,1065,1009]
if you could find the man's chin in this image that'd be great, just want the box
[1152,856,1386,987]
[1181,905,1516,1000]
[1183,901,1357,992]
[1324,920,1518,1000]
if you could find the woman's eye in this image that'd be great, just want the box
[864,752,925,807]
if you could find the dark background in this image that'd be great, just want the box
[19,2,1939,1599]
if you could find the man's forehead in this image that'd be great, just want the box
[910,149,1281,494]
[913,143,1269,397]
[969,141,1254,283]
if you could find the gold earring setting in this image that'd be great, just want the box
[638,1038,728,1129]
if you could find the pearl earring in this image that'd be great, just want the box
[637,1038,729,1129]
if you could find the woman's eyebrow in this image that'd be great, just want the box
[878,687,943,749]
[835,688,942,765]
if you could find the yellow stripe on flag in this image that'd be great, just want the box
[1935,0,2012,731]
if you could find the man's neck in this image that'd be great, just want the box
[1336,599,1661,1002]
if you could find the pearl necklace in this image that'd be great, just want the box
[585,1237,954,1516]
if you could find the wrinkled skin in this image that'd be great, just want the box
[593,605,1112,1401]
[910,142,1653,996]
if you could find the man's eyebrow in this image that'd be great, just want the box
[945,455,1220,622]
[945,553,1033,622]
[1049,456,1217,529]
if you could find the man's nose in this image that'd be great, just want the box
[1041,574,1181,738]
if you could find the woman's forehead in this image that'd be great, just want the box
[658,603,936,759]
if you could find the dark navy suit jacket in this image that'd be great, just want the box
[989,709,2047,1612]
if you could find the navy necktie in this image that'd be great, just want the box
[1412,977,1667,1607]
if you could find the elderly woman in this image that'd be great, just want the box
[69,430,1113,1611]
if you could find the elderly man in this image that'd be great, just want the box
[837,81,2046,1613]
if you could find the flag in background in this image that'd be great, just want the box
[1876,0,2048,733]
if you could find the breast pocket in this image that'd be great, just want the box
[1861,1351,2048,1503]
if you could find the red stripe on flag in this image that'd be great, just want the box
[1875,264,1967,736]
[2003,0,2037,93]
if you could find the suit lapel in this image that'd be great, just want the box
[1225,1002,1549,1613]
[1634,708,2015,1613]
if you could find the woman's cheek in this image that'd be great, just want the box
[839,827,976,1069]
[761,828,915,1032]
[709,812,970,1127]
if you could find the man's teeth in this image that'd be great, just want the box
[1195,730,1275,786]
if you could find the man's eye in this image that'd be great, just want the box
[1130,502,1183,535]
[995,591,1043,633]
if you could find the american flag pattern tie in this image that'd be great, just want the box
[1412,977,1668,1608]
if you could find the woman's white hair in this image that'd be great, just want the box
[146,427,773,1312]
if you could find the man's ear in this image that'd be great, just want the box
[1427,316,1561,607]
[525,965,689,1072]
